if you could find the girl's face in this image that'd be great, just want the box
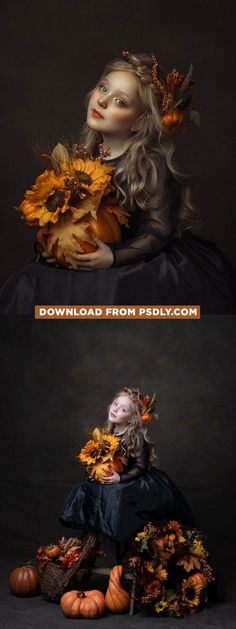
[108,395,134,426]
[87,71,143,139]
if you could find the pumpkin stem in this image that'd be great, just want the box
[76,591,86,598]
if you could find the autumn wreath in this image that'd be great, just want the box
[128,520,215,618]
[19,143,129,268]
[77,427,127,483]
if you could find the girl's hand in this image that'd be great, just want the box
[40,251,57,265]
[103,471,120,484]
[75,237,114,270]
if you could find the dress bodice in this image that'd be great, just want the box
[94,146,180,267]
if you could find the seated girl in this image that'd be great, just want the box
[0,51,235,313]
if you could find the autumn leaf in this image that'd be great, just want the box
[176,554,201,572]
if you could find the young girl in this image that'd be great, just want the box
[0,51,235,313]
[59,387,194,559]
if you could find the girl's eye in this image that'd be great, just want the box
[115,98,125,107]
[99,84,108,93]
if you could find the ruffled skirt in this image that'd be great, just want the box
[59,469,195,542]
[0,233,235,314]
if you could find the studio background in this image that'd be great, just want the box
[0,0,235,289]
[0,317,235,545]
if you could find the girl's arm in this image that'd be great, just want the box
[76,154,179,270]
[109,154,180,267]
[118,438,149,482]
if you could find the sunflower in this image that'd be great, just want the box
[135,531,147,542]
[155,600,168,614]
[20,170,70,226]
[190,539,208,558]
[78,440,102,466]
[71,157,113,196]
[181,578,202,607]
[155,564,168,581]
[77,430,127,483]
[165,520,186,543]
[78,432,119,466]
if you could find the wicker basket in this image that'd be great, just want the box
[38,531,99,602]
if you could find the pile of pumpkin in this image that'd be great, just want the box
[9,563,131,618]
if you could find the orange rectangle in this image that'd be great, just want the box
[35,305,201,319]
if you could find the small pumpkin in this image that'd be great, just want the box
[44,544,61,559]
[60,589,106,618]
[105,565,130,613]
[36,205,122,268]
[9,564,40,597]
[162,109,186,133]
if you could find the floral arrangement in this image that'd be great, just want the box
[77,427,127,483]
[36,537,84,571]
[128,520,214,617]
[140,394,156,424]
[19,143,129,268]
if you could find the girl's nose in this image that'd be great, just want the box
[97,95,108,108]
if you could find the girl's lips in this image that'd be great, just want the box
[91,108,104,119]
[110,412,116,418]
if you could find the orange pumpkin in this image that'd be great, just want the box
[88,455,126,483]
[60,589,106,618]
[9,564,40,597]
[36,205,122,268]
[103,455,125,477]
[105,565,130,613]
[162,110,186,133]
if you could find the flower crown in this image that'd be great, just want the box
[121,50,200,134]
[122,387,156,424]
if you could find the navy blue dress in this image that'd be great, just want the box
[59,435,194,542]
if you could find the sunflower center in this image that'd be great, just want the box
[100,447,110,455]
[90,449,100,458]
[75,170,93,185]
[45,190,65,212]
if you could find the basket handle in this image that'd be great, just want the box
[63,531,99,588]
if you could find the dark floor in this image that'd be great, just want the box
[1,537,236,629]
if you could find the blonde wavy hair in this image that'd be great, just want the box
[104,388,158,468]
[80,52,201,234]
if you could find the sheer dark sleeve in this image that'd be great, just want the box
[109,155,180,267]
[119,436,150,482]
